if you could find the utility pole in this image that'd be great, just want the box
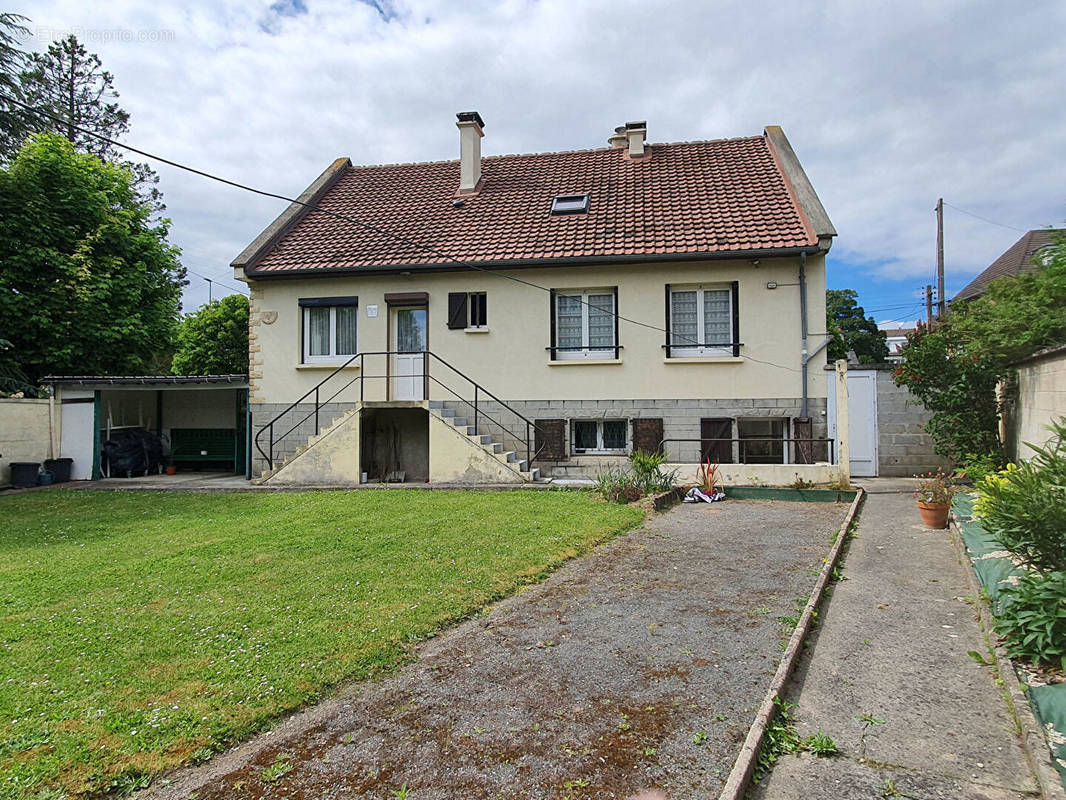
[936,198,945,320]
[926,284,934,328]
[205,277,213,304]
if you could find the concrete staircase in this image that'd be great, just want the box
[255,406,361,485]
[255,402,540,485]
[428,401,541,482]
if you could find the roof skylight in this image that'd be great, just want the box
[550,193,590,216]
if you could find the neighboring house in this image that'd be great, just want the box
[878,320,918,362]
[233,113,837,485]
[953,229,1063,303]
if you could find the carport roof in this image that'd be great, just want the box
[44,375,248,387]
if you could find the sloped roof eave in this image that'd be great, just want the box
[243,243,825,279]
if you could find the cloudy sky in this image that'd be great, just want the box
[12,0,1066,321]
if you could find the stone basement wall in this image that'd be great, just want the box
[439,397,828,464]
[248,398,829,478]
[874,367,951,477]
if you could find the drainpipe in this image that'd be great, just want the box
[799,252,809,417]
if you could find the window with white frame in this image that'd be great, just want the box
[668,284,735,357]
[572,419,628,454]
[553,288,617,360]
[300,297,358,363]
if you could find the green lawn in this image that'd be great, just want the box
[0,489,642,799]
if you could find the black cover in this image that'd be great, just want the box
[102,428,164,477]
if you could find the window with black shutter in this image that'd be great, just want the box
[446,292,487,330]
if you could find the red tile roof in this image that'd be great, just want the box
[243,135,821,274]
[953,229,1063,302]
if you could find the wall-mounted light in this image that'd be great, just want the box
[766,281,778,290]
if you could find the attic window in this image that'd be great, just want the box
[550,194,590,216]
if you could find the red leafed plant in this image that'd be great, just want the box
[696,458,724,494]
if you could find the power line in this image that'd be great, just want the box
[184,267,248,298]
[4,93,813,373]
[942,201,1027,234]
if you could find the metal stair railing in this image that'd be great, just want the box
[254,350,548,472]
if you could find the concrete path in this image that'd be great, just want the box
[752,480,1047,800]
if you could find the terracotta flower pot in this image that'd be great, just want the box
[917,500,950,529]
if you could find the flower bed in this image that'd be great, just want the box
[953,492,1066,788]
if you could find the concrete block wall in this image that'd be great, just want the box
[874,368,951,477]
[250,397,830,478]
[439,397,828,465]
[250,402,354,476]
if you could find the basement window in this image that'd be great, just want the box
[550,193,590,215]
[572,419,628,454]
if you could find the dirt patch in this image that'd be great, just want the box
[142,499,848,800]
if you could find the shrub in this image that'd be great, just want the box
[975,419,1066,573]
[629,449,667,492]
[995,570,1066,669]
[956,452,1003,485]
[628,449,680,494]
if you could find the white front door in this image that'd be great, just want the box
[391,306,427,401]
[827,368,879,477]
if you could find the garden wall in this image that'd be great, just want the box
[1004,344,1066,461]
[873,366,951,477]
[0,398,51,487]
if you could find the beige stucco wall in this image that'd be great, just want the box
[0,398,52,486]
[263,408,361,485]
[1010,348,1066,461]
[247,255,827,407]
[428,413,525,484]
[99,389,236,435]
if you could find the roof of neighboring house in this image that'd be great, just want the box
[44,375,248,387]
[234,126,835,276]
[953,229,1063,302]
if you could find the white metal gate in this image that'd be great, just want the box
[827,369,879,477]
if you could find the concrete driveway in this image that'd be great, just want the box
[142,499,850,800]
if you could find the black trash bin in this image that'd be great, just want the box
[43,458,73,483]
[10,462,40,488]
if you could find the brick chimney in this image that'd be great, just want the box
[456,111,484,193]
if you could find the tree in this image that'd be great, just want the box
[15,35,129,160]
[895,234,1066,464]
[5,34,164,211]
[0,13,30,158]
[826,288,889,363]
[0,133,186,384]
[172,295,250,376]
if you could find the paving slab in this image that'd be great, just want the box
[752,483,1041,800]
[140,499,849,800]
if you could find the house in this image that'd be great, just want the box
[233,113,840,485]
[878,320,919,362]
[953,229,1063,303]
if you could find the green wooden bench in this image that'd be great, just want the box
[170,428,235,463]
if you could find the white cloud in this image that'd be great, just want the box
[11,0,1066,310]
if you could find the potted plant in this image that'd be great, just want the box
[914,470,957,529]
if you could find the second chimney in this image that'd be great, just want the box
[625,120,647,157]
[456,111,485,193]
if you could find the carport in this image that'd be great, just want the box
[45,375,249,481]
